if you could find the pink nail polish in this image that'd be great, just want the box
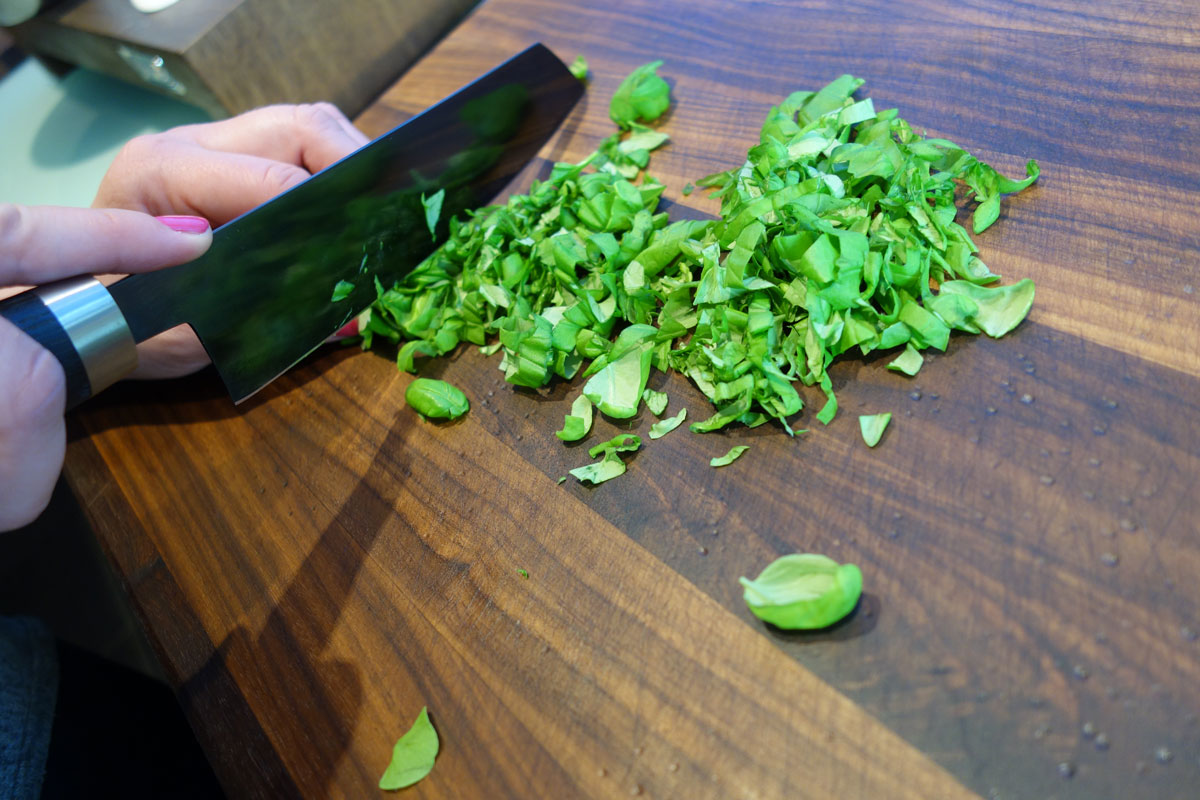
[156,215,210,234]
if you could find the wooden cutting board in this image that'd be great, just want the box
[64,0,1200,797]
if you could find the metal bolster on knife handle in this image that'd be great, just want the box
[0,277,138,410]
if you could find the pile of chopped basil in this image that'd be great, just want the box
[359,62,1038,464]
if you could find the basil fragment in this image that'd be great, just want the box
[405,378,469,420]
[858,413,891,447]
[609,60,670,129]
[330,280,355,302]
[710,445,749,467]
[379,706,438,790]
[648,407,687,439]
[556,394,593,442]
[568,55,589,82]
[642,388,669,416]
[740,554,863,630]
[420,189,444,240]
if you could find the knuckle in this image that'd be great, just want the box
[0,203,32,260]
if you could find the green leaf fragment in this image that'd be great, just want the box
[420,188,445,240]
[405,378,469,420]
[887,343,924,376]
[710,445,749,467]
[648,407,687,439]
[642,388,669,416]
[556,394,594,442]
[858,412,891,447]
[610,61,670,129]
[568,55,589,82]
[330,280,355,302]
[939,278,1035,337]
[740,554,863,630]
[379,706,438,790]
[570,434,641,484]
[517,568,529,579]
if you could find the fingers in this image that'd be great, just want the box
[96,141,322,225]
[155,103,367,174]
[0,204,212,287]
[0,315,66,532]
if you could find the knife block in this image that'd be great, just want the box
[8,0,477,118]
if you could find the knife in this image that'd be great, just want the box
[0,43,583,409]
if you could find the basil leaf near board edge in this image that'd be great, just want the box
[858,412,891,447]
[648,407,687,439]
[405,378,469,420]
[710,445,749,467]
[740,554,863,630]
[330,280,355,302]
[379,706,439,791]
[556,394,594,442]
[420,188,445,241]
[568,55,589,82]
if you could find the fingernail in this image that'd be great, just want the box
[156,215,210,234]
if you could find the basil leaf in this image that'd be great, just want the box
[710,445,749,467]
[569,452,627,484]
[330,280,355,302]
[609,61,670,129]
[405,378,469,420]
[739,554,863,630]
[556,394,593,442]
[642,388,669,416]
[886,343,924,376]
[420,188,444,240]
[379,706,438,790]
[648,407,687,439]
[939,278,1035,337]
[587,433,641,458]
[568,55,589,82]
[858,412,891,447]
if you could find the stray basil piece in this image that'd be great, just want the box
[740,554,863,630]
[330,280,355,302]
[710,445,749,467]
[420,188,444,240]
[858,413,891,447]
[405,378,469,420]
[609,60,670,129]
[568,55,589,82]
[517,568,529,579]
[379,706,439,790]
[648,407,687,439]
[570,434,641,484]
[642,388,669,416]
[556,394,594,442]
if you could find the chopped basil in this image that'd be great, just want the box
[517,568,529,579]
[330,280,355,302]
[858,413,891,447]
[379,706,438,790]
[740,554,862,630]
[609,60,670,129]
[405,378,469,420]
[642,388,669,416]
[710,445,749,467]
[420,188,444,240]
[570,434,641,484]
[568,55,589,82]
[648,407,687,439]
[887,343,924,376]
[556,394,594,442]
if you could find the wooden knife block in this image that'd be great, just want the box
[9,0,477,118]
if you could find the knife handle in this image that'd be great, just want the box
[0,277,138,410]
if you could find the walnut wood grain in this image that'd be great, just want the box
[64,1,1200,798]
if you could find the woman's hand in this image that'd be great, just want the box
[94,102,369,378]
[0,207,212,531]
[0,103,368,531]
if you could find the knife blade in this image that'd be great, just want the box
[0,43,583,408]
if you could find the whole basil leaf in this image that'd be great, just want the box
[740,554,863,630]
[379,706,438,790]
[405,378,469,420]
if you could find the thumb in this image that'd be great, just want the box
[0,315,66,532]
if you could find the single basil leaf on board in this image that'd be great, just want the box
[421,188,445,240]
[330,280,355,302]
[710,445,749,467]
[556,394,594,442]
[648,407,687,439]
[609,60,670,129]
[887,344,924,376]
[379,706,439,791]
[642,388,669,416]
[405,378,469,420]
[588,433,641,458]
[568,55,589,82]
[517,568,529,579]
[569,452,627,484]
[739,554,863,630]
[858,412,891,447]
[939,278,1036,337]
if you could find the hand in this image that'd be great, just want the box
[93,102,369,378]
[0,207,212,531]
[0,103,368,532]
